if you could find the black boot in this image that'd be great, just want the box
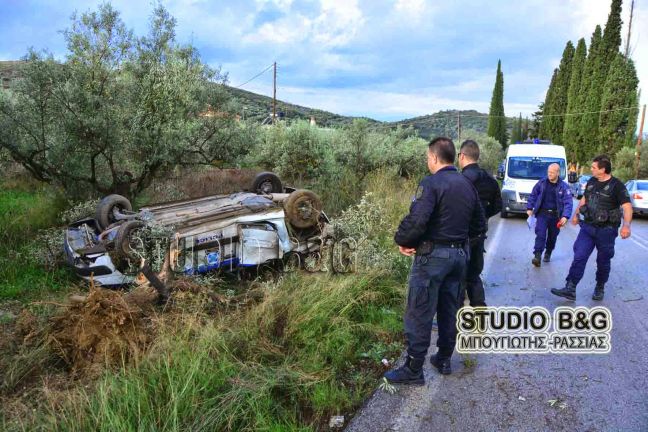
[543,250,552,262]
[592,283,605,301]
[384,356,425,385]
[430,348,453,375]
[532,252,542,267]
[551,280,576,301]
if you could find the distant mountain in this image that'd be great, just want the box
[226,87,517,140]
[386,110,517,140]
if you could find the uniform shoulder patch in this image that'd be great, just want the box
[415,185,424,200]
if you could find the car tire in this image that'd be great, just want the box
[114,220,145,259]
[96,194,132,230]
[500,210,509,219]
[284,189,323,229]
[252,172,283,194]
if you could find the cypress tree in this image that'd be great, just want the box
[542,41,575,145]
[575,26,602,164]
[523,117,529,140]
[563,38,587,162]
[581,0,623,159]
[539,69,558,139]
[487,60,507,148]
[598,54,639,156]
[531,103,544,139]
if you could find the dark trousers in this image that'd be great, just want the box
[460,238,486,307]
[404,246,467,359]
[566,222,617,285]
[534,212,560,254]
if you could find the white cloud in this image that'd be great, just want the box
[255,0,294,8]
[394,0,426,17]
[244,15,312,44]
[243,0,364,47]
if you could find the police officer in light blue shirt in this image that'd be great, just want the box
[526,163,573,266]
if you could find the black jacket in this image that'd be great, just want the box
[395,166,486,248]
[461,163,502,219]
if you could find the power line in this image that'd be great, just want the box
[233,63,274,89]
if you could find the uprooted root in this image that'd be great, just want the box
[47,285,157,377]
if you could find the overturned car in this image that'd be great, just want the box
[64,173,336,288]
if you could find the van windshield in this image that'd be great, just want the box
[507,157,566,180]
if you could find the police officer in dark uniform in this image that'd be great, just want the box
[526,163,573,266]
[458,139,502,307]
[385,137,486,385]
[551,155,632,301]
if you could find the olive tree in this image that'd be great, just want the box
[0,3,248,199]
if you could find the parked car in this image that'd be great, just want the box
[574,174,591,199]
[626,179,648,215]
[64,173,336,291]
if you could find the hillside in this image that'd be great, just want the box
[226,86,517,139]
[388,109,516,140]
[225,86,380,127]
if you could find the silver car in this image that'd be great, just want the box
[64,173,334,293]
[626,180,648,215]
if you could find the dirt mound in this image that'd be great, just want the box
[48,285,157,376]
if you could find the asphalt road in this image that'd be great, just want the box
[347,209,648,432]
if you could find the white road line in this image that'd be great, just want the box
[482,216,506,279]
[630,232,648,247]
[629,237,648,251]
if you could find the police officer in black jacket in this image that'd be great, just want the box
[385,137,486,385]
[458,139,502,307]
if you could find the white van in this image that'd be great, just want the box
[500,143,567,218]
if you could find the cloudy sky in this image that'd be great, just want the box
[1,0,646,121]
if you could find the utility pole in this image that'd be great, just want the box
[635,104,646,179]
[625,0,634,57]
[272,62,277,125]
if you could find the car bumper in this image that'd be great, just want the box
[632,204,648,214]
[501,190,528,214]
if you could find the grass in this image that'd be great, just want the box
[1,170,416,431]
[49,273,406,431]
[0,186,74,300]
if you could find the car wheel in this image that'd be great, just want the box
[284,189,323,229]
[251,172,283,194]
[114,220,145,259]
[500,210,509,219]
[96,194,132,230]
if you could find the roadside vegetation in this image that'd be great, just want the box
[0,178,73,300]
[0,3,508,431]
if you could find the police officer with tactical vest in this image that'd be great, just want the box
[551,155,633,301]
[385,137,485,385]
[457,139,502,307]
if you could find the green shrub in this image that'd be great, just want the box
[0,187,73,300]
[458,130,505,175]
[613,143,648,182]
